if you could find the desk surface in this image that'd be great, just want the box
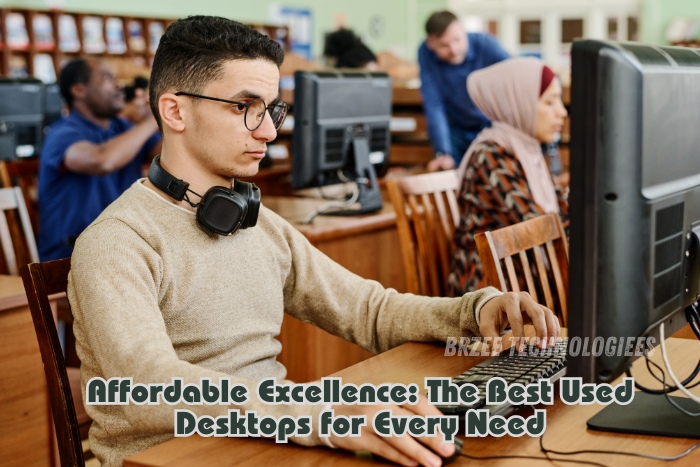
[263,196,397,243]
[125,337,700,467]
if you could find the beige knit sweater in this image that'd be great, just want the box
[68,180,499,466]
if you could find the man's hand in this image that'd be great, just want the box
[426,155,455,172]
[478,292,560,351]
[329,397,458,467]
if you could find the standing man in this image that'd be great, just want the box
[419,11,509,171]
[38,59,161,260]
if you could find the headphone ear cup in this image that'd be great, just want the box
[234,181,260,229]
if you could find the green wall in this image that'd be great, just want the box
[0,0,448,62]
[642,0,700,45]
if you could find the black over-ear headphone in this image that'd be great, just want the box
[147,155,260,236]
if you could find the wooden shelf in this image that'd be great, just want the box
[0,8,290,81]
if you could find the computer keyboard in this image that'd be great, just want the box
[437,340,567,418]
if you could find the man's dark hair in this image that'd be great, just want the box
[59,59,92,109]
[425,11,458,37]
[324,29,376,68]
[124,75,149,102]
[149,15,285,130]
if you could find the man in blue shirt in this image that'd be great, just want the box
[38,59,161,260]
[418,11,509,171]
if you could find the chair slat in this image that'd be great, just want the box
[546,241,568,327]
[518,250,538,302]
[532,245,555,311]
[504,256,520,292]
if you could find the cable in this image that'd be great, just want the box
[539,426,700,461]
[659,322,700,406]
[627,352,700,394]
[302,175,360,224]
[458,448,609,466]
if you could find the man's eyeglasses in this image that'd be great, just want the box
[174,91,289,131]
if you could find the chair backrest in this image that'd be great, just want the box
[386,170,460,296]
[474,213,569,327]
[0,159,40,234]
[21,258,85,467]
[0,186,39,275]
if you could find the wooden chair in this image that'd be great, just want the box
[386,170,460,296]
[21,258,87,467]
[0,159,40,234]
[474,213,569,326]
[0,186,39,275]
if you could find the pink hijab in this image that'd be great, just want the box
[457,57,559,213]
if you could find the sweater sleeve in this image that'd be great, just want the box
[272,211,499,353]
[69,218,325,448]
[419,44,453,155]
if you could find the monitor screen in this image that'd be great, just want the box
[44,82,65,128]
[568,40,700,385]
[0,78,44,159]
[292,70,391,214]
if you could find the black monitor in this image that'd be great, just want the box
[0,78,44,159]
[43,82,65,129]
[292,70,391,214]
[569,40,700,436]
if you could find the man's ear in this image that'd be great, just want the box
[425,35,437,52]
[70,83,86,102]
[159,93,185,132]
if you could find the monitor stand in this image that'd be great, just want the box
[321,126,382,216]
[587,389,700,438]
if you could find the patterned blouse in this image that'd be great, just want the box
[447,141,569,296]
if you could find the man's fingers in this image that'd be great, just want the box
[401,394,446,417]
[333,432,419,467]
[501,293,525,348]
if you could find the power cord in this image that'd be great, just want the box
[539,429,700,461]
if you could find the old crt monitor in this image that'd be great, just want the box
[0,78,44,159]
[569,40,700,436]
[292,70,391,214]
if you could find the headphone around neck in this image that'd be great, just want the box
[147,155,260,236]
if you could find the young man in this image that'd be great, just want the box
[69,16,559,467]
[418,11,509,171]
[38,59,161,260]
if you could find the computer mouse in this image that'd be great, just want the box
[439,437,463,465]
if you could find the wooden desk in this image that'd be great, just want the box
[264,196,404,383]
[0,275,52,467]
[241,162,294,197]
[125,337,700,466]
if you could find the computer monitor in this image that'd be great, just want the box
[568,39,700,436]
[0,78,44,159]
[292,70,391,214]
[43,82,65,129]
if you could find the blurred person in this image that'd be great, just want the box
[120,75,151,124]
[324,28,378,70]
[448,57,569,295]
[38,59,161,260]
[418,10,509,172]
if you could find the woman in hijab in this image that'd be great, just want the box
[447,57,569,295]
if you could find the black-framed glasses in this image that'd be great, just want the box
[174,91,288,131]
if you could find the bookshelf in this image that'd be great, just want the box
[0,8,290,82]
